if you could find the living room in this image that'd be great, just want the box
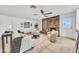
[0,5,79,53]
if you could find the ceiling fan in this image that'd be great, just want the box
[30,5,37,8]
[33,9,53,17]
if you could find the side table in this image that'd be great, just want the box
[1,33,12,53]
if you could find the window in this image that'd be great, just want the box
[63,17,72,28]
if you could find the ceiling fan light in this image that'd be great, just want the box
[41,15,44,17]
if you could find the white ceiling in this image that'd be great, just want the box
[0,5,79,19]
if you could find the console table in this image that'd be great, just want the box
[1,33,12,53]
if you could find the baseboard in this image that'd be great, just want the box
[60,36,76,41]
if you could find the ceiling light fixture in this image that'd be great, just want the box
[30,5,37,8]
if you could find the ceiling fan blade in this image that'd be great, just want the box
[44,15,48,17]
[40,10,44,14]
[44,12,52,15]
[30,5,37,8]
[33,14,40,15]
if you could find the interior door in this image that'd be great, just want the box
[42,19,48,32]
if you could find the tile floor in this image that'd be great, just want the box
[31,35,76,53]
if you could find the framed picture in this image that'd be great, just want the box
[21,22,32,28]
